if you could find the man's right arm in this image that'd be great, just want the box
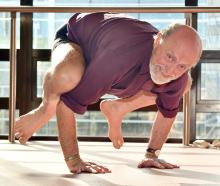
[56,100,111,174]
[138,111,180,169]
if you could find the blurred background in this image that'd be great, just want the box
[0,0,220,142]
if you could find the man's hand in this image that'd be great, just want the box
[138,158,179,169]
[67,159,111,174]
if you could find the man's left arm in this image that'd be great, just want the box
[138,111,180,169]
[138,72,192,169]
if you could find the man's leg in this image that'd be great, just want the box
[101,75,192,149]
[57,100,111,174]
[100,91,157,149]
[15,43,85,144]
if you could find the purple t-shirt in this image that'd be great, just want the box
[60,12,188,118]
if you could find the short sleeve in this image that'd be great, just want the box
[153,72,188,118]
[52,24,71,51]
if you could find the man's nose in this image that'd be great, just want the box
[164,65,177,77]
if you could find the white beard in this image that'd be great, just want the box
[149,62,176,85]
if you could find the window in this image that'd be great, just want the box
[37,61,51,97]
[32,0,185,139]
[35,111,184,138]
[0,0,20,49]
[33,0,184,49]
[0,62,9,97]
[197,113,220,139]
[201,63,220,100]
[192,0,220,140]
[198,1,220,50]
[0,110,19,135]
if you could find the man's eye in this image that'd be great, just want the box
[178,64,186,70]
[167,54,173,61]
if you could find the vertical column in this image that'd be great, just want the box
[183,13,192,146]
[18,0,33,115]
[9,12,17,143]
[183,0,198,146]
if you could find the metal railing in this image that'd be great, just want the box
[0,6,220,145]
[1,6,220,13]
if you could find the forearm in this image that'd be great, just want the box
[57,120,79,158]
[56,101,111,174]
[138,112,180,169]
[147,74,191,151]
[148,111,176,150]
[56,101,80,161]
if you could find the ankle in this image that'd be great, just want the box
[113,100,128,117]
[44,97,58,107]
[37,98,58,125]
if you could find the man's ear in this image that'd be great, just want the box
[154,32,163,48]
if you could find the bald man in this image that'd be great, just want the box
[15,12,202,174]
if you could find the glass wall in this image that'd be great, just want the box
[0,62,9,98]
[201,63,220,100]
[0,0,20,48]
[197,0,220,139]
[0,0,20,136]
[34,111,184,138]
[33,0,184,49]
[198,0,220,50]
[197,113,220,139]
[2,0,220,140]
[0,110,19,135]
[32,0,185,138]
[36,58,184,138]
[0,110,9,135]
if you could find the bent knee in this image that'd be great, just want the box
[50,45,85,93]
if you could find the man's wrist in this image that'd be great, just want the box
[145,147,161,159]
[65,154,82,167]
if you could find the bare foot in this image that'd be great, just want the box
[15,104,55,144]
[100,99,124,149]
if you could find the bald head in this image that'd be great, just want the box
[161,24,202,65]
[149,23,202,85]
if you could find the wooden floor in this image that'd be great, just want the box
[0,140,220,186]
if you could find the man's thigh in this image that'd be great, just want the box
[48,42,85,95]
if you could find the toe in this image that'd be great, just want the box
[15,132,23,139]
[19,137,27,145]
[113,139,122,149]
[117,140,122,147]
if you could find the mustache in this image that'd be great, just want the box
[151,63,176,79]
[153,64,165,72]
[149,63,177,85]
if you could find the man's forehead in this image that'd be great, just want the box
[165,31,199,52]
[160,26,201,66]
[163,38,199,66]
[166,26,197,42]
